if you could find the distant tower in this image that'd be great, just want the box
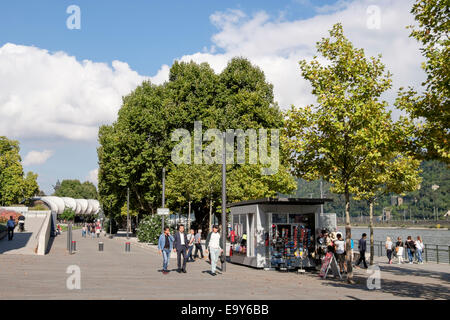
[53,179,61,194]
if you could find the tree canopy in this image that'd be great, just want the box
[0,136,40,205]
[53,179,98,199]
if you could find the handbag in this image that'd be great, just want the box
[220,253,225,263]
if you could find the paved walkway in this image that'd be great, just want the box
[0,217,45,255]
[0,229,448,299]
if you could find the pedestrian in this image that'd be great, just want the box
[6,216,15,241]
[205,225,223,276]
[95,223,101,238]
[415,236,424,264]
[405,236,415,264]
[158,226,174,274]
[385,236,393,264]
[395,237,404,264]
[194,229,204,260]
[355,233,368,269]
[350,238,354,263]
[186,228,195,262]
[173,224,188,273]
[334,233,346,273]
[230,228,236,244]
[91,224,96,238]
[82,224,87,237]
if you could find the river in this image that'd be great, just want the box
[337,226,450,246]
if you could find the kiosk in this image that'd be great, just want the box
[228,198,336,269]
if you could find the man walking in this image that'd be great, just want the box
[205,225,223,276]
[173,225,189,273]
[355,233,368,269]
[194,229,204,260]
[158,227,174,274]
[6,216,15,241]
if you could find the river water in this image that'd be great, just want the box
[337,226,450,246]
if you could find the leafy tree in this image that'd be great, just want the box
[60,207,75,222]
[0,136,40,205]
[53,179,97,199]
[98,58,296,229]
[353,153,422,264]
[396,0,449,163]
[282,24,396,283]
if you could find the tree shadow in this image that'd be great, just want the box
[321,275,450,300]
[378,264,450,283]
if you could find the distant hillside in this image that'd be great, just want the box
[283,160,449,220]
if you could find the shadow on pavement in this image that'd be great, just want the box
[379,264,450,283]
[0,232,33,253]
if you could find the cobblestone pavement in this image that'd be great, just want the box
[0,229,448,300]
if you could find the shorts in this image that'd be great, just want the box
[336,253,345,264]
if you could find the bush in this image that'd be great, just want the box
[59,208,75,221]
[137,214,165,244]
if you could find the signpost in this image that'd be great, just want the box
[157,208,170,216]
[319,252,342,280]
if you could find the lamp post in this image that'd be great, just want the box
[126,187,130,239]
[432,184,439,221]
[221,132,227,272]
[162,167,166,233]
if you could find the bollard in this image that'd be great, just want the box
[125,242,131,252]
[99,242,104,251]
[71,241,76,252]
[436,245,439,264]
[425,244,428,262]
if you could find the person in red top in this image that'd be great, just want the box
[230,229,236,244]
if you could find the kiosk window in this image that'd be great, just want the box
[289,214,306,223]
[272,213,287,224]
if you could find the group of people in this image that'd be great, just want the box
[157,224,224,276]
[81,221,101,238]
[318,229,427,274]
[385,235,424,264]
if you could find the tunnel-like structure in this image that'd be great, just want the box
[32,197,101,236]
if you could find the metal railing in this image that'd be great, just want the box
[352,239,449,264]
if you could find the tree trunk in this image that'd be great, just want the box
[369,200,374,265]
[344,188,354,284]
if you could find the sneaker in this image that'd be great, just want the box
[211,272,216,276]
[409,262,413,264]
[162,271,168,275]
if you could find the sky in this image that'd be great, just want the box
[0,0,426,195]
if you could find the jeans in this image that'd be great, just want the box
[210,247,221,273]
[162,249,171,271]
[194,243,204,258]
[82,230,86,237]
[416,249,423,263]
[187,246,194,261]
[387,249,392,262]
[407,248,414,262]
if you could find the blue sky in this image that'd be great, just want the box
[0,0,424,195]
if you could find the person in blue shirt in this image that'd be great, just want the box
[6,216,16,241]
[158,227,174,275]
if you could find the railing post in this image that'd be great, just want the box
[436,245,439,264]
[425,244,428,262]
[448,246,449,264]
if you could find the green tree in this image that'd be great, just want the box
[98,58,296,228]
[60,207,75,222]
[53,179,97,199]
[396,0,449,163]
[282,24,395,283]
[353,153,422,264]
[22,171,39,200]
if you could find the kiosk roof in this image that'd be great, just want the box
[227,197,332,208]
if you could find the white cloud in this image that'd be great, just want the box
[86,168,99,186]
[0,44,153,141]
[22,149,53,166]
[164,0,425,116]
[0,0,426,144]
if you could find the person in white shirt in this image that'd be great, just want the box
[385,236,393,264]
[205,225,223,276]
[334,233,346,273]
[415,236,424,264]
[186,228,196,262]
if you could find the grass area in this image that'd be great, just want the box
[60,225,82,232]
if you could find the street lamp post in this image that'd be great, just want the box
[126,187,130,239]
[221,132,227,272]
[432,184,439,221]
[162,167,166,233]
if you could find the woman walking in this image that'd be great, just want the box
[405,236,416,264]
[385,236,393,264]
[415,236,424,264]
[395,237,404,264]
